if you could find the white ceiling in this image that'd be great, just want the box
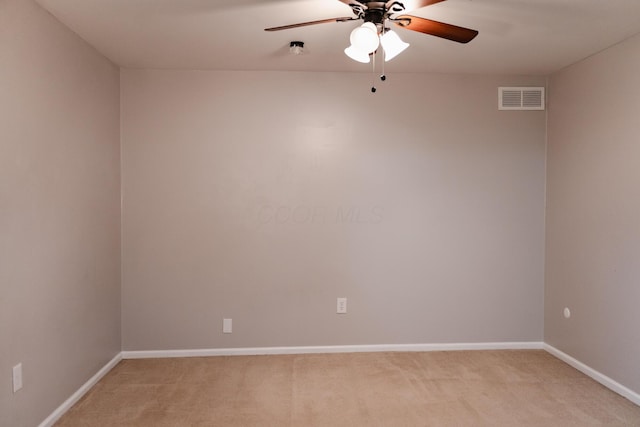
[36,0,640,75]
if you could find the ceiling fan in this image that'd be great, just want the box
[264,0,479,47]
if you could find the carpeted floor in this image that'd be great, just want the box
[54,350,640,426]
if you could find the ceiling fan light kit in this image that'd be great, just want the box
[345,24,408,63]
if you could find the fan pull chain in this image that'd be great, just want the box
[381,52,386,82]
[371,50,377,93]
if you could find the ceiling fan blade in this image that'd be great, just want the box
[265,17,356,31]
[386,0,447,13]
[393,15,478,43]
[338,0,366,8]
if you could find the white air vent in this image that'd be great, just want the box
[499,87,545,110]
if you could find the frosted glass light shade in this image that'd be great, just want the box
[350,22,379,54]
[344,45,370,63]
[380,30,410,62]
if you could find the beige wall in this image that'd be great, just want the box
[121,69,547,351]
[545,34,640,394]
[0,1,121,426]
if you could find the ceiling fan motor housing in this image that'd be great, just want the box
[355,1,406,32]
[364,9,385,27]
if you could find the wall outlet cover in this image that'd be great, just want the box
[223,318,232,333]
[337,297,347,314]
[13,363,23,393]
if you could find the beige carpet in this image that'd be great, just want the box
[54,350,640,426]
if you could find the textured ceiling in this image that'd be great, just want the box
[36,0,640,75]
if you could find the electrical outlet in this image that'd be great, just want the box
[13,363,22,393]
[337,297,347,314]
[223,318,232,333]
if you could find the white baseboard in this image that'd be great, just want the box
[544,344,640,406]
[121,341,544,359]
[38,352,123,427]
